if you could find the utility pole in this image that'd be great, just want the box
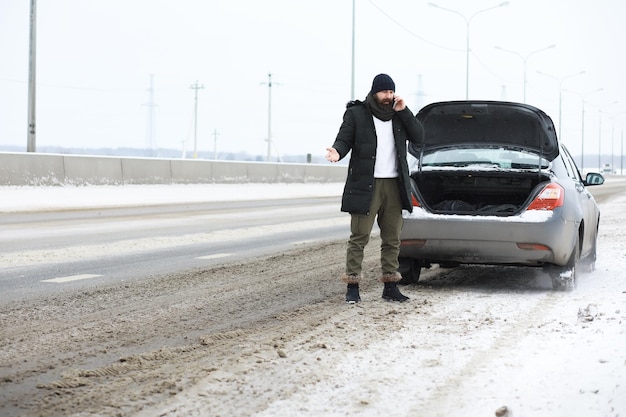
[144,74,157,156]
[351,0,356,100]
[212,129,219,160]
[261,73,279,162]
[189,80,204,159]
[26,0,37,152]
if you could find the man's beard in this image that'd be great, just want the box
[367,93,396,121]
[375,96,394,110]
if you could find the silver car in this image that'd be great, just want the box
[399,100,604,290]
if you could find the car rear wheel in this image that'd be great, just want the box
[398,257,421,285]
[580,223,598,273]
[550,237,579,291]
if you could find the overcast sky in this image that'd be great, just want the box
[1,0,625,165]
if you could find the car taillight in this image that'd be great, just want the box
[411,194,420,207]
[527,183,564,211]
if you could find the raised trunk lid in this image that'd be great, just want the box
[415,101,559,161]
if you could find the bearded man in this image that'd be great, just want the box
[326,73,424,303]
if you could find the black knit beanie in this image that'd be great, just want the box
[370,74,395,94]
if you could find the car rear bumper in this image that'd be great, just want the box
[399,209,578,266]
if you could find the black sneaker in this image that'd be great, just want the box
[382,284,409,302]
[345,286,361,304]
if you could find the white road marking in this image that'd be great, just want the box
[196,253,232,260]
[42,274,103,283]
[3,217,349,269]
[291,239,319,245]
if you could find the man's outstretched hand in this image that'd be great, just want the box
[325,147,340,163]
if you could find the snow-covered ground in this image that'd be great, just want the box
[2,181,625,416]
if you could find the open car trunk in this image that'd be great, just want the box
[411,170,551,215]
[409,101,561,216]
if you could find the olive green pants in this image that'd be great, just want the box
[346,178,403,275]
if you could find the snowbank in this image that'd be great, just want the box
[0,183,345,213]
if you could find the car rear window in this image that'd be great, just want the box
[421,148,549,169]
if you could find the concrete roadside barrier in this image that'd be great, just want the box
[0,152,347,185]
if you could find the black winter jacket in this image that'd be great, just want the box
[331,100,424,215]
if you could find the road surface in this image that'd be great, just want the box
[1,178,625,416]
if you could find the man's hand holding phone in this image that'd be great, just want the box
[392,95,406,111]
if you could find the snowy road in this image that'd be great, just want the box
[0,196,348,302]
[0,179,625,417]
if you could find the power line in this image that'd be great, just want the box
[367,0,463,52]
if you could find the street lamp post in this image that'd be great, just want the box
[429,2,509,99]
[261,73,280,162]
[567,88,603,170]
[494,44,556,103]
[619,127,624,175]
[609,112,626,172]
[536,70,585,140]
[598,101,618,170]
[266,73,273,162]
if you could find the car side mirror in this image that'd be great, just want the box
[584,172,605,186]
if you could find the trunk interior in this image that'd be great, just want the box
[412,171,551,215]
